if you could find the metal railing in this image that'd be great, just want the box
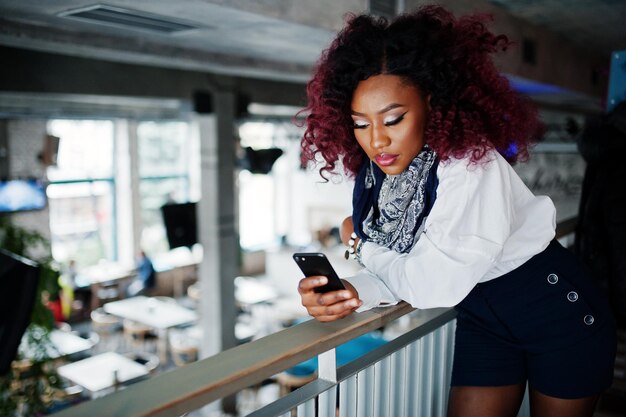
[252,309,457,417]
[54,301,432,417]
[54,217,578,417]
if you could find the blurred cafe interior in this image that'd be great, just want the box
[0,0,625,416]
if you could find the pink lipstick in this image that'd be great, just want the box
[375,153,399,166]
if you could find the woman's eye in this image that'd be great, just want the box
[353,121,369,129]
[384,113,406,126]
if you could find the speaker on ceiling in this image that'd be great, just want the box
[161,202,198,250]
[241,147,283,174]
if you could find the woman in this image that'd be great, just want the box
[297,6,616,417]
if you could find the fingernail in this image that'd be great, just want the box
[319,277,327,284]
[349,300,358,307]
[342,291,351,298]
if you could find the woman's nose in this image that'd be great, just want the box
[371,125,391,149]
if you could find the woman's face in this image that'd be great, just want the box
[351,74,430,176]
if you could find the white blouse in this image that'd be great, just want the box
[346,150,556,311]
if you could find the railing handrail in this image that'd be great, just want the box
[55,302,416,417]
[247,307,457,417]
[54,216,578,417]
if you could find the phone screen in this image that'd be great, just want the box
[293,252,346,293]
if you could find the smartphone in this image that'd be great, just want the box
[293,252,346,293]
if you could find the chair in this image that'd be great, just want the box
[91,281,121,310]
[187,283,200,303]
[122,319,158,353]
[89,308,121,351]
[170,344,198,367]
[79,330,100,347]
[11,358,37,381]
[153,296,177,305]
[169,328,199,366]
[45,383,86,414]
[56,321,72,333]
[277,331,388,396]
[275,372,317,397]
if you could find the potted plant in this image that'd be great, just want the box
[0,216,64,416]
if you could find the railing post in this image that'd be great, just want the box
[318,348,337,383]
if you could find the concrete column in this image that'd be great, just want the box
[195,90,239,414]
[196,90,238,359]
[127,120,142,258]
[113,119,135,265]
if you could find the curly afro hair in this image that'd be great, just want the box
[300,5,543,179]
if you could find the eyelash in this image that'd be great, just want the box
[353,112,407,129]
[385,113,406,126]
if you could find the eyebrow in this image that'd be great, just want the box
[351,103,405,116]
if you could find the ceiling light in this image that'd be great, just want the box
[59,4,200,34]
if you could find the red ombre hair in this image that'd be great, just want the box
[300,5,543,179]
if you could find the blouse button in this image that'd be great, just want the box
[567,291,579,302]
[547,273,558,284]
[584,315,595,325]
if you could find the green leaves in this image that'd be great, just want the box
[0,217,62,416]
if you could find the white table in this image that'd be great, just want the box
[57,352,148,396]
[103,296,198,329]
[235,276,278,306]
[18,329,95,360]
[103,296,198,360]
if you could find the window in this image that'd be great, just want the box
[137,121,195,254]
[238,120,298,249]
[46,119,115,266]
[237,118,352,248]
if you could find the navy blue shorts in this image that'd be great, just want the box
[451,240,617,399]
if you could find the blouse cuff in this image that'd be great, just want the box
[344,269,398,312]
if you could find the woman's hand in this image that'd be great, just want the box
[298,277,362,322]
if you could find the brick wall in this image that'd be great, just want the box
[5,118,51,240]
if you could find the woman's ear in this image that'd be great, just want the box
[426,94,432,112]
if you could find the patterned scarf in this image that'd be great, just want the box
[352,146,438,253]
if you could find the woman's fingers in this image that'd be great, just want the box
[298,276,327,294]
[315,309,357,322]
[300,287,354,307]
[308,300,361,322]
[306,298,360,316]
[297,276,362,321]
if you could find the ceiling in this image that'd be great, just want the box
[0,0,624,116]
[489,0,626,57]
[0,0,341,82]
[1,0,625,83]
